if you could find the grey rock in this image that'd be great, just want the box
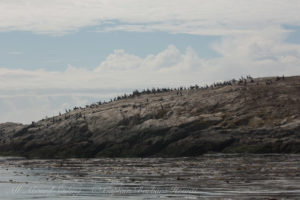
[0,76,300,158]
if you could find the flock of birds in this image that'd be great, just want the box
[35,75,285,126]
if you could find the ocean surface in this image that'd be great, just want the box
[1,154,300,199]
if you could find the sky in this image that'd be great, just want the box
[0,0,300,124]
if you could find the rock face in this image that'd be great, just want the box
[0,76,300,158]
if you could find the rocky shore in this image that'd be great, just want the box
[0,76,299,158]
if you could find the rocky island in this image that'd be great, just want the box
[0,76,299,158]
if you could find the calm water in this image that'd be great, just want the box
[1,154,300,199]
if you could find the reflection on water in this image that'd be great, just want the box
[1,154,300,199]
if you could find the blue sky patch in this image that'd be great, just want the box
[0,28,220,71]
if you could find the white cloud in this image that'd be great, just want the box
[1,30,300,123]
[1,0,300,123]
[0,0,300,35]
[97,49,142,70]
[211,29,300,78]
[8,51,23,55]
[0,95,114,123]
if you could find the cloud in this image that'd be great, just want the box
[97,49,143,71]
[1,33,300,92]
[0,0,300,35]
[1,30,300,124]
[0,95,112,124]
[1,0,300,123]
[211,29,300,78]
[8,51,23,55]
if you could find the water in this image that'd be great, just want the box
[1,154,300,199]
